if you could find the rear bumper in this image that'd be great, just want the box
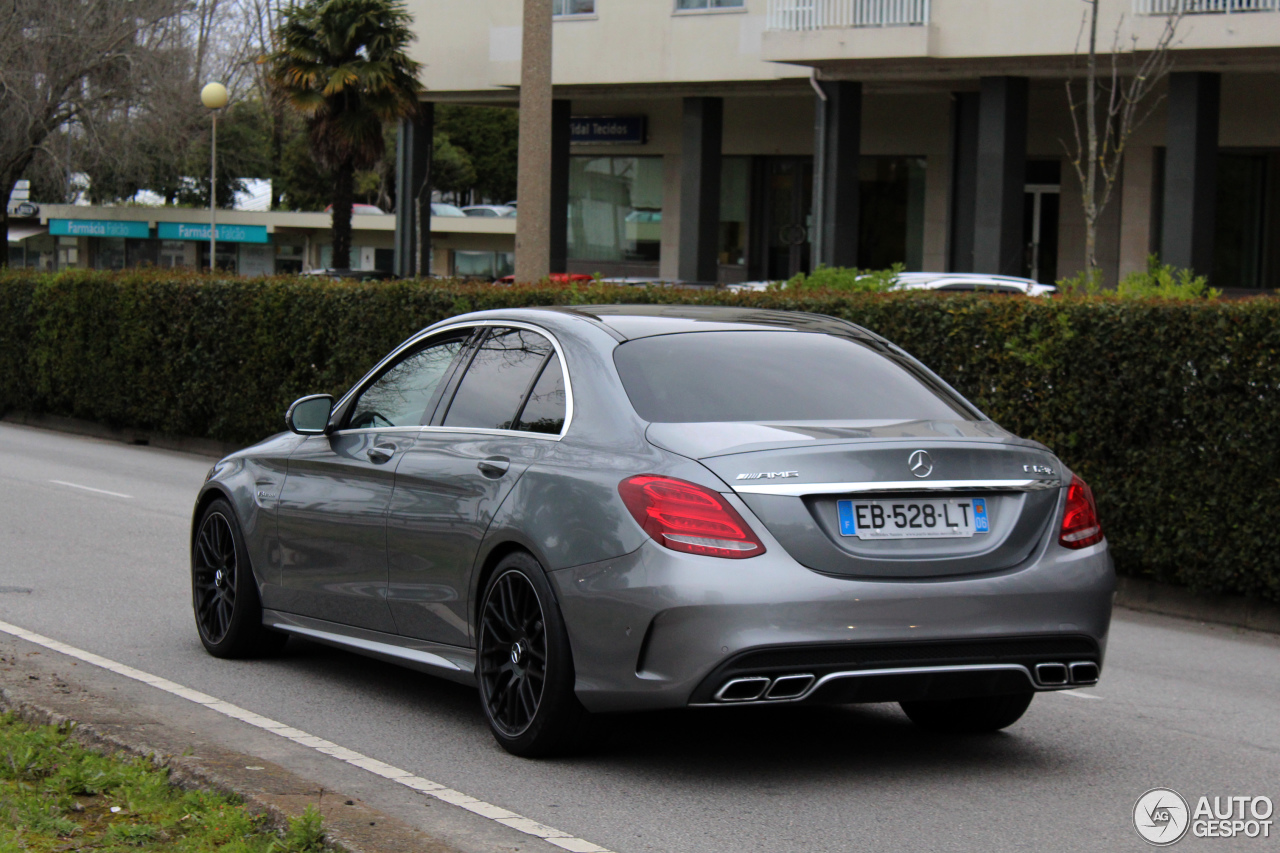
[549,519,1114,713]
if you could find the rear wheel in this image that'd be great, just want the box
[477,551,591,757]
[192,499,287,659]
[900,691,1034,733]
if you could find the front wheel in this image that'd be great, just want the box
[192,499,288,659]
[900,691,1034,733]
[477,552,591,757]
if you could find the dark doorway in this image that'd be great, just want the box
[1213,153,1266,290]
[1023,159,1061,284]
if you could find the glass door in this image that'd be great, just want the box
[763,158,813,281]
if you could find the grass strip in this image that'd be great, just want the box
[0,713,325,853]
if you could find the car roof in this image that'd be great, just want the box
[544,304,884,343]
[894,272,1040,286]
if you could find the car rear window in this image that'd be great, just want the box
[613,331,972,424]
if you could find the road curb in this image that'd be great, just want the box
[1,410,242,460]
[0,675,462,853]
[1114,576,1280,634]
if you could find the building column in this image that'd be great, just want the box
[948,91,979,272]
[815,80,861,269]
[515,0,553,283]
[394,104,433,278]
[550,99,571,274]
[973,76,1028,276]
[678,96,723,283]
[1162,72,1220,276]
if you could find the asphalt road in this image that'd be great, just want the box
[1,421,1278,853]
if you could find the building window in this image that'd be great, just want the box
[553,0,595,15]
[675,0,745,11]
[858,156,927,271]
[720,157,750,268]
[453,250,515,281]
[568,156,664,264]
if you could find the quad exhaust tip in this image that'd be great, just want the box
[1036,661,1100,687]
[715,674,815,703]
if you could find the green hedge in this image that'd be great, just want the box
[3,268,1278,602]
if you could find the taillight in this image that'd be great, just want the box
[619,475,765,559]
[1059,474,1103,549]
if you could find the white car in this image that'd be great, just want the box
[893,273,1056,297]
[462,205,516,218]
[726,273,1056,296]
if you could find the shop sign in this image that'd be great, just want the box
[158,222,269,244]
[570,116,647,145]
[50,219,150,239]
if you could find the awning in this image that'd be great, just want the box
[7,224,47,243]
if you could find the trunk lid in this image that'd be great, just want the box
[647,420,1063,579]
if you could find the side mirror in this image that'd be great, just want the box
[286,394,334,435]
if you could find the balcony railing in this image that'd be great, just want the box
[766,0,930,31]
[1135,0,1279,13]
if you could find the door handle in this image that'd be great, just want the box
[477,456,510,478]
[367,444,397,464]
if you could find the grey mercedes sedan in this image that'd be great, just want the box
[191,306,1113,756]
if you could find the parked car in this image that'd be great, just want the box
[462,205,516,218]
[727,272,1056,295]
[892,272,1057,296]
[431,203,468,218]
[324,203,386,215]
[299,268,397,282]
[191,306,1112,756]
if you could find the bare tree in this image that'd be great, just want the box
[239,0,293,208]
[0,0,186,263]
[1064,0,1182,279]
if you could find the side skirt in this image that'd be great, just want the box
[263,610,477,687]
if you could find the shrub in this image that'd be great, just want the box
[1,269,1278,603]
[782,263,903,292]
[1058,256,1219,300]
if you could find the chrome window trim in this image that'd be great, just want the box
[732,478,1059,496]
[333,320,575,441]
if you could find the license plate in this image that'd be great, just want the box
[836,498,990,540]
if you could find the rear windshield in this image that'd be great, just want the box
[613,331,972,424]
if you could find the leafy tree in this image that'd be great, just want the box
[432,133,477,201]
[269,0,424,268]
[436,105,519,203]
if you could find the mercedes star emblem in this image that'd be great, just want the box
[908,450,934,478]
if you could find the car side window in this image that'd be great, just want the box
[514,356,567,435]
[347,335,468,430]
[443,328,555,431]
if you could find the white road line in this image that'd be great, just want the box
[1055,689,1104,700]
[0,619,614,853]
[49,480,133,499]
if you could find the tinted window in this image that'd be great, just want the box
[614,331,970,423]
[516,357,567,434]
[348,337,466,429]
[444,328,554,430]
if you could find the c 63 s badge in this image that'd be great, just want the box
[736,471,799,481]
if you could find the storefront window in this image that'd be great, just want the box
[568,156,664,263]
[720,157,749,267]
[93,238,127,270]
[276,243,305,274]
[454,250,515,280]
[159,241,188,268]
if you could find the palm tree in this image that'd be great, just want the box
[269,0,423,270]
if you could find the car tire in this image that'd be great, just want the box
[477,551,592,757]
[192,498,288,659]
[899,691,1034,734]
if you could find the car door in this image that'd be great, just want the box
[275,330,473,633]
[386,325,570,646]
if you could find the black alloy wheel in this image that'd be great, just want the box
[476,552,593,757]
[193,510,238,645]
[479,569,548,737]
[191,499,287,659]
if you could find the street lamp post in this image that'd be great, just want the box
[200,82,229,271]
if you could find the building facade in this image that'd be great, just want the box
[7,204,516,278]
[399,0,1280,290]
